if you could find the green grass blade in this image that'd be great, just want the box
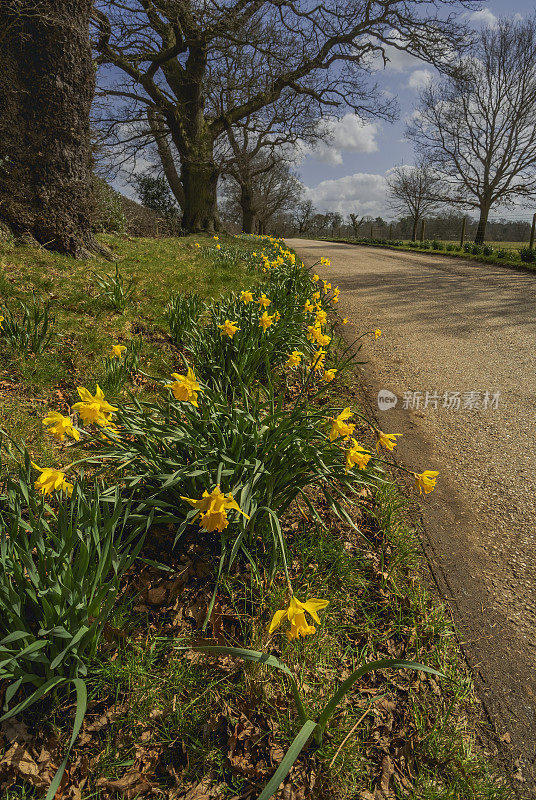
[257,719,317,800]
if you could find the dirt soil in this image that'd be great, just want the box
[286,238,536,797]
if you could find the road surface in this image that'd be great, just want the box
[286,238,536,794]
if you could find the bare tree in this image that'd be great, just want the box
[91,0,478,233]
[295,200,315,235]
[408,16,536,244]
[0,1,99,257]
[386,163,441,240]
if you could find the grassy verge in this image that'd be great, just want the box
[0,234,511,800]
[313,237,536,272]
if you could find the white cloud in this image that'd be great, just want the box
[408,69,434,91]
[466,8,497,27]
[304,172,388,216]
[302,114,380,165]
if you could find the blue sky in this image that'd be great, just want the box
[298,2,536,221]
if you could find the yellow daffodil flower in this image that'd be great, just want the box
[285,350,303,367]
[304,300,314,313]
[316,332,331,347]
[374,328,382,339]
[111,344,127,358]
[42,411,80,442]
[181,485,250,532]
[345,439,372,472]
[194,243,200,248]
[312,348,327,371]
[329,408,355,441]
[257,293,271,308]
[164,367,202,407]
[312,291,321,302]
[269,595,329,641]
[376,430,402,453]
[218,320,240,338]
[213,235,219,241]
[322,280,331,294]
[72,385,118,427]
[342,318,348,325]
[320,257,331,266]
[259,311,275,331]
[414,470,439,494]
[252,251,257,257]
[323,368,337,383]
[312,274,320,282]
[32,463,73,497]
[315,309,327,326]
[240,290,254,304]
[0,315,4,330]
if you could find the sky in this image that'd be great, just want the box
[297,1,536,222]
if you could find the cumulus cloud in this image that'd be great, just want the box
[466,8,497,27]
[301,114,380,165]
[304,172,388,216]
[407,69,434,91]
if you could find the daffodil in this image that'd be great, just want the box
[240,290,254,304]
[329,408,355,441]
[376,431,402,453]
[252,251,257,257]
[323,368,337,383]
[312,274,320,282]
[194,243,200,248]
[304,300,314,313]
[316,331,331,347]
[218,320,240,338]
[111,344,127,358]
[342,318,348,325]
[216,243,221,250]
[285,350,303,367]
[32,463,73,497]
[322,280,331,294]
[164,367,202,406]
[259,311,275,331]
[414,470,439,494]
[181,485,250,532]
[72,385,118,427]
[312,348,327,371]
[257,293,271,308]
[269,595,329,641]
[0,315,4,330]
[315,309,327,326]
[43,411,80,442]
[320,257,331,266]
[312,291,321,302]
[345,439,372,472]
[374,328,382,339]
[213,235,219,241]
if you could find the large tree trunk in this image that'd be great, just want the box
[0,1,99,258]
[411,217,418,241]
[179,138,220,232]
[240,186,256,234]
[474,203,490,245]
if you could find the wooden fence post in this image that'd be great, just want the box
[530,213,536,250]
[460,217,466,248]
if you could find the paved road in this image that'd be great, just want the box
[286,239,536,793]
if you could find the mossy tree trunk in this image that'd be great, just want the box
[0,1,98,258]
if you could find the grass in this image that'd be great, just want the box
[0,232,259,461]
[0,234,512,800]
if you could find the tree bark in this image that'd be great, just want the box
[411,217,418,241]
[240,185,256,234]
[180,155,220,233]
[0,1,99,258]
[474,203,490,244]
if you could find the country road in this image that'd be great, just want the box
[286,239,536,793]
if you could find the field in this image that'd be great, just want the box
[0,234,511,800]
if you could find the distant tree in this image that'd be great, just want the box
[386,163,441,241]
[135,174,180,222]
[349,214,366,238]
[92,0,477,233]
[295,200,315,235]
[0,1,99,257]
[408,16,536,243]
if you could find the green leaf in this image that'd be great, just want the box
[257,720,317,800]
[182,645,293,678]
